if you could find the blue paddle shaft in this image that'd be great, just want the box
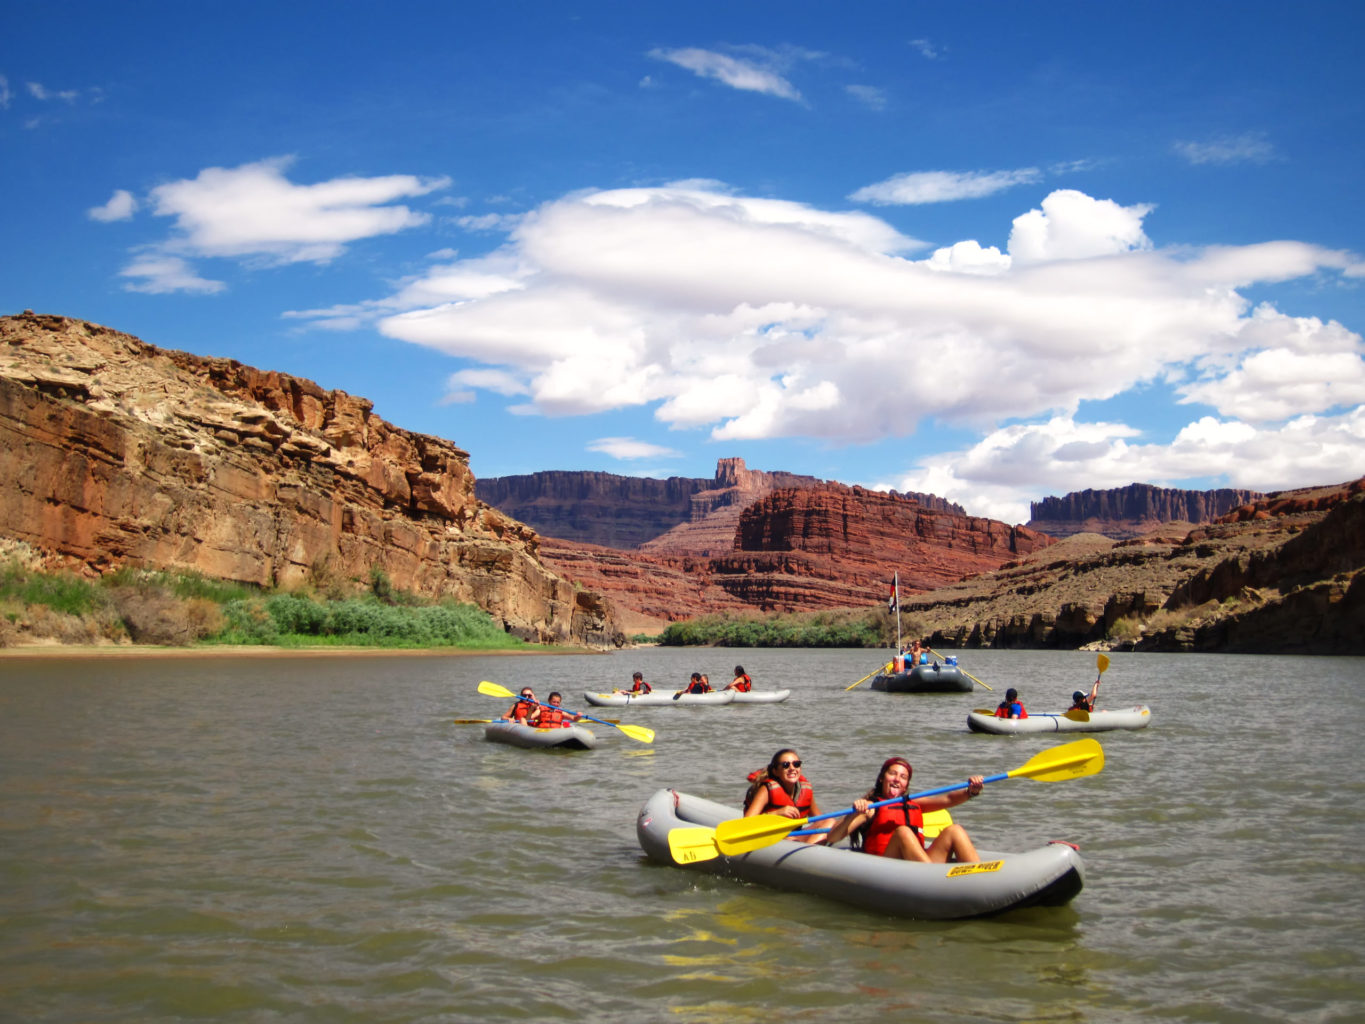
[800,772,1005,827]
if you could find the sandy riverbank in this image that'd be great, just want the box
[0,643,612,659]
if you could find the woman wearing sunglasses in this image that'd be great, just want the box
[742,748,824,844]
[505,688,539,724]
[825,756,983,863]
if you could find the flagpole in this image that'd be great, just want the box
[893,571,901,654]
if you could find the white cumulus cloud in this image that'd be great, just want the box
[146,156,449,264]
[885,409,1365,524]
[1007,189,1154,263]
[285,181,1361,518]
[88,189,138,222]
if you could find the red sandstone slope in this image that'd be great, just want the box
[539,484,1054,629]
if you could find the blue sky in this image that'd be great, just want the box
[5,1,1364,523]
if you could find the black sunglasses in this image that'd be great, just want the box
[778,759,802,769]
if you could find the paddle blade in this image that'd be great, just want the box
[714,813,811,855]
[615,723,655,744]
[1063,708,1090,722]
[1007,738,1104,782]
[667,827,720,864]
[453,718,494,724]
[1097,654,1111,675]
[478,680,514,699]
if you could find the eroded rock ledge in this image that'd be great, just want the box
[0,312,622,647]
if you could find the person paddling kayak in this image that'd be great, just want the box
[825,756,983,863]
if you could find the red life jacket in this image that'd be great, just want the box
[994,701,1029,719]
[538,707,571,728]
[506,700,534,723]
[629,680,652,693]
[686,680,710,694]
[862,799,925,856]
[761,777,813,813]
[732,674,752,692]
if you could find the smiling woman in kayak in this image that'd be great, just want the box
[743,748,824,843]
[825,757,984,863]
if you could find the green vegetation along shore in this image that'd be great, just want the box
[658,608,901,648]
[0,562,527,651]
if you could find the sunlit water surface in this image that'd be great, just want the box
[1,648,1362,1023]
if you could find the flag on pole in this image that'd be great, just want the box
[887,572,899,613]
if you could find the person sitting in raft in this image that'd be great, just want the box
[1070,672,1101,712]
[505,687,539,724]
[535,691,581,728]
[995,687,1027,719]
[678,672,711,695]
[743,748,824,844]
[725,665,753,692]
[825,756,983,863]
[625,671,652,694]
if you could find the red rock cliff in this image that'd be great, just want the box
[0,313,621,646]
[537,484,1052,627]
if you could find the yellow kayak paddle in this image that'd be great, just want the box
[476,681,654,744]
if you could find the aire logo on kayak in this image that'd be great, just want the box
[946,860,1004,877]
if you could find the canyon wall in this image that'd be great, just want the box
[474,470,707,549]
[0,313,621,647]
[904,480,1364,654]
[537,485,1050,629]
[478,456,966,555]
[1029,483,1264,539]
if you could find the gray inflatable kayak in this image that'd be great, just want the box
[483,720,598,750]
[968,704,1152,734]
[584,690,735,707]
[636,788,1084,919]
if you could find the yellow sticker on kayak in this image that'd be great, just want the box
[947,860,1004,877]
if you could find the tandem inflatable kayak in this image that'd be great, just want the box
[968,705,1152,734]
[483,720,598,750]
[870,662,974,693]
[636,788,1084,920]
[584,690,735,707]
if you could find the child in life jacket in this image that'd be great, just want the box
[742,748,823,844]
[680,672,710,694]
[625,671,652,694]
[535,691,581,729]
[995,687,1028,718]
[825,756,983,863]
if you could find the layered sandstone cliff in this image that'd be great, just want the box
[1028,483,1264,539]
[478,456,966,558]
[476,457,826,552]
[537,484,1051,629]
[904,479,1365,653]
[0,313,621,647]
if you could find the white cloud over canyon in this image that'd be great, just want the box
[99,158,449,292]
[284,181,1365,521]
